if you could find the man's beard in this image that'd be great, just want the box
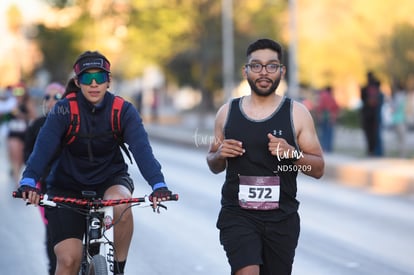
[247,77,281,97]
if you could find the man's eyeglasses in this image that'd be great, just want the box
[78,71,109,85]
[44,94,62,101]
[246,63,283,73]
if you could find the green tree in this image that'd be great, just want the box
[36,0,286,110]
[119,0,193,78]
[166,0,222,111]
[294,0,414,105]
[14,0,414,108]
[166,0,287,110]
[36,0,193,81]
[36,25,81,83]
[381,23,414,90]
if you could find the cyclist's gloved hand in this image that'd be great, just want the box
[18,177,39,193]
[150,183,172,202]
[18,178,41,203]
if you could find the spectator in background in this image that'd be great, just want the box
[24,82,65,275]
[300,96,314,113]
[316,86,340,152]
[7,83,37,186]
[360,72,384,157]
[133,89,143,114]
[0,85,18,138]
[374,79,385,157]
[390,83,407,158]
[151,87,160,122]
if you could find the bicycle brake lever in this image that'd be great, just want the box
[152,203,167,213]
[40,194,57,207]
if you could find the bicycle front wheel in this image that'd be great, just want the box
[88,254,108,275]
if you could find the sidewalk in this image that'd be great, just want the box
[144,113,414,196]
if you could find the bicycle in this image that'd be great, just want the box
[13,190,179,275]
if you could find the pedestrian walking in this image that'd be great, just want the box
[316,86,340,152]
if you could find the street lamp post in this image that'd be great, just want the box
[288,0,299,99]
[222,0,234,103]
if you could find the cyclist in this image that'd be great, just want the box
[18,51,173,275]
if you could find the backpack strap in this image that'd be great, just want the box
[111,96,123,139]
[63,93,133,164]
[111,96,133,164]
[64,92,80,144]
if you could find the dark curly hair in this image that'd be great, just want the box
[246,38,283,62]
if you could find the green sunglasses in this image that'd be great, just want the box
[78,71,109,85]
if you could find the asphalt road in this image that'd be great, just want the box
[1,140,414,274]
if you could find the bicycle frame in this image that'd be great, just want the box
[80,204,115,275]
[13,191,178,275]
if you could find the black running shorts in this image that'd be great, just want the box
[217,208,300,275]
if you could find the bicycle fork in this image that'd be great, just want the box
[86,206,115,274]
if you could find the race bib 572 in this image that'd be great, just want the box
[238,175,280,210]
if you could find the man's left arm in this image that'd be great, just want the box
[122,103,165,186]
[292,102,324,179]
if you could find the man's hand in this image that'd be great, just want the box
[18,178,41,205]
[217,139,245,159]
[267,133,298,161]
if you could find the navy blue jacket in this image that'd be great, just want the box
[23,91,165,191]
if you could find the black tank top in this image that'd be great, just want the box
[222,96,299,221]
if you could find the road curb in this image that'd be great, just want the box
[324,155,414,195]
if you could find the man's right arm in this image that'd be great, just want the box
[206,103,245,174]
[207,105,227,174]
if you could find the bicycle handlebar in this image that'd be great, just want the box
[12,191,179,208]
